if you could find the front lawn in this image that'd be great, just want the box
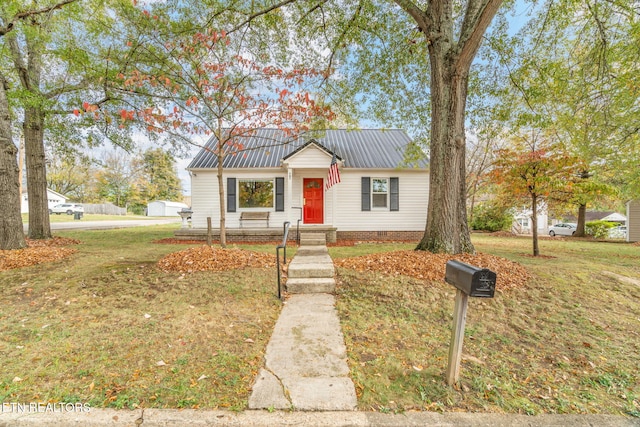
[1,228,638,416]
[333,235,640,416]
[0,226,281,410]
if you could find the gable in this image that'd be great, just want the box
[282,143,333,169]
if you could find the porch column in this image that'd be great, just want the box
[287,167,294,223]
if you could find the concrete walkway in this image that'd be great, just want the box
[248,233,357,411]
[1,409,638,426]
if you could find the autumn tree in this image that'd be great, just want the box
[112,7,333,246]
[0,0,80,250]
[94,149,138,209]
[209,0,507,253]
[492,134,581,256]
[138,148,182,201]
[500,0,640,235]
[46,154,98,202]
[0,0,139,240]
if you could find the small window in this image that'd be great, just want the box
[238,179,274,208]
[372,178,388,208]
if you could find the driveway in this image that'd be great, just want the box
[24,218,181,232]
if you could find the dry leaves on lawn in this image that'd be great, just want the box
[334,250,530,291]
[158,245,276,273]
[0,237,79,272]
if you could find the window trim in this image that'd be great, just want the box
[371,177,389,209]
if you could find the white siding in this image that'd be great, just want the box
[191,169,288,228]
[332,170,428,231]
[190,166,429,231]
[285,146,332,169]
[147,201,188,216]
[627,200,640,243]
[22,190,66,213]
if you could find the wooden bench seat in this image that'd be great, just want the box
[240,211,269,228]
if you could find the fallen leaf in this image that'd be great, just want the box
[156,360,167,367]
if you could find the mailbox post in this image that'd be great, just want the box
[444,260,496,386]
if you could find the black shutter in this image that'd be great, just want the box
[390,177,399,211]
[227,178,236,212]
[361,177,371,211]
[275,177,284,211]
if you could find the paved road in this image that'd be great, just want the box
[24,218,181,232]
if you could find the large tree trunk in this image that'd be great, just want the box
[416,37,475,254]
[531,193,539,256]
[575,203,587,237]
[9,24,52,240]
[25,107,52,239]
[0,74,27,250]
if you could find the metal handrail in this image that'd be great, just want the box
[291,207,302,246]
[276,221,291,301]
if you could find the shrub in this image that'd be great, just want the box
[585,220,615,239]
[471,203,513,232]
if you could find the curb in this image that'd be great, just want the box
[0,409,638,427]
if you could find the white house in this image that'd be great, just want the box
[21,188,66,214]
[147,200,190,217]
[627,200,640,243]
[183,129,429,242]
[513,208,549,235]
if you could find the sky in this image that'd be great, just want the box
[172,0,538,198]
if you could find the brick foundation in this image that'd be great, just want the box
[174,228,421,243]
[336,230,423,241]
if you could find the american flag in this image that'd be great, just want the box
[325,153,341,191]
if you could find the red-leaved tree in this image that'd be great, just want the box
[491,134,581,256]
[77,11,334,246]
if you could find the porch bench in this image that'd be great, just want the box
[240,211,270,228]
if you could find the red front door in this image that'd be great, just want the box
[303,178,324,224]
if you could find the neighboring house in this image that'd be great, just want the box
[184,129,429,242]
[566,211,627,224]
[21,188,66,214]
[513,208,549,235]
[627,200,640,243]
[147,200,190,217]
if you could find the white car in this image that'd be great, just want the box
[608,225,627,239]
[49,203,84,215]
[549,223,577,236]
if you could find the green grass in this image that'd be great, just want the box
[0,225,281,410]
[333,234,640,416]
[2,229,639,415]
[22,213,173,223]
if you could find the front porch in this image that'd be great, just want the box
[174,224,338,243]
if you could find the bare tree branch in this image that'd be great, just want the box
[226,0,299,35]
[0,0,78,36]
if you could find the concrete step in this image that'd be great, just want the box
[299,233,326,246]
[290,254,333,264]
[296,246,329,256]
[286,277,336,294]
[287,262,334,279]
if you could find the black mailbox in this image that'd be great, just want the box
[445,260,496,298]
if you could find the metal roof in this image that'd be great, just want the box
[187,129,428,170]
